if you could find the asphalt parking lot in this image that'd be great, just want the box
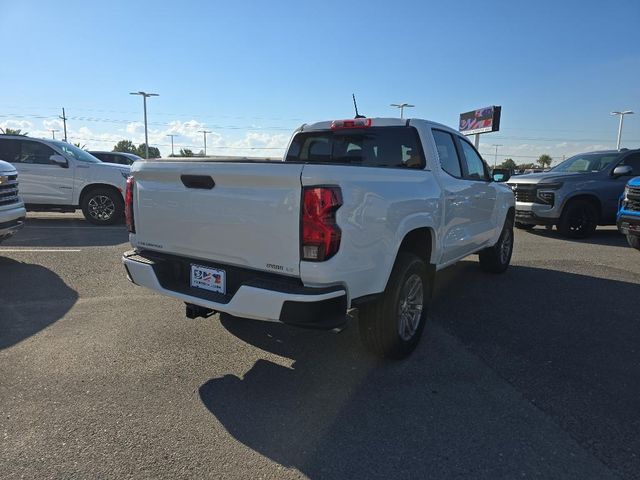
[1,213,639,479]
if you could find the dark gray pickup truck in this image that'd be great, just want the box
[507,149,640,238]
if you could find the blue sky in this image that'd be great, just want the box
[1,0,639,162]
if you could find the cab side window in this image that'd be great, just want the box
[620,153,640,174]
[458,139,489,181]
[432,129,462,178]
[0,139,20,163]
[19,140,56,165]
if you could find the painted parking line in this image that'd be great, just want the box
[24,226,125,230]
[0,249,83,252]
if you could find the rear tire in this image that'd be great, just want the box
[515,222,535,230]
[358,253,429,359]
[479,215,514,274]
[558,199,598,239]
[81,187,124,225]
[627,234,640,251]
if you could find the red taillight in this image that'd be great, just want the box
[125,176,135,233]
[330,118,372,130]
[301,186,342,261]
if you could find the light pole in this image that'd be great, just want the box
[50,129,59,139]
[390,103,415,119]
[198,130,211,156]
[491,144,503,168]
[59,108,68,142]
[166,134,177,157]
[130,91,159,159]
[611,110,634,150]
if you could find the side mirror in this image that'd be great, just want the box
[612,165,633,178]
[50,154,68,168]
[492,168,511,182]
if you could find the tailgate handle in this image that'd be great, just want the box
[181,175,215,189]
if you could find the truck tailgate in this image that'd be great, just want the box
[131,161,303,276]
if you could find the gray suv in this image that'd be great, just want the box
[508,149,640,238]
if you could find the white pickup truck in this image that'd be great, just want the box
[123,118,515,358]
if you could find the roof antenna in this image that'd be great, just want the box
[352,93,366,118]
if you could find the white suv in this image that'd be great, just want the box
[0,136,130,225]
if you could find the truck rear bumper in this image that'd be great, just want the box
[122,250,348,329]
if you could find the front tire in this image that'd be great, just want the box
[81,187,124,225]
[358,253,429,359]
[479,215,514,273]
[627,234,640,251]
[558,199,598,239]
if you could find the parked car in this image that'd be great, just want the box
[0,136,129,225]
[0,159,26,243]
[617,176,640,251]
[89,151,141,166]
[122,117,515,358]
[507,149,640,238]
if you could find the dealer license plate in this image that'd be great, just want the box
[190,264,226,294]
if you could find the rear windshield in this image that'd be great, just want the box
[285,126,425,169]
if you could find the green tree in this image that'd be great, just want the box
[136,144,161,158]
[499,158,517,170]
[73,142,87,149]
[0,127,28,135]
[179,148,193,157]
[537,154,553,169]
[113,140,138,154]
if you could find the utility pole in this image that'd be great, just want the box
[50,129,59,139]
[166,134,177,156]
[59,108,68,142]
[198,130,211,156]
[611,110,634,150]
[130,91,159,159]
[491,144,503,168]
[390,103,415,119]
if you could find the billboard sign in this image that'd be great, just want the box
[459,106,501,135]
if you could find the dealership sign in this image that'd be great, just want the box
[459,106,501,135]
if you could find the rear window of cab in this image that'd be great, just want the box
[285,126,425,169]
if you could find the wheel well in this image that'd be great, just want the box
[79,183,123,206]
[562,194,601,219]
[397,228,434,266]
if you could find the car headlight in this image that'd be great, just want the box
[536,182,562,205]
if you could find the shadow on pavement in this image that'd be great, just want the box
[2,216,128,248]
[0,256,78,349]
[525,227,628,247]
[432,261,640,479]
[199,262,638,479]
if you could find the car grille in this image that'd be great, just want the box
[626,186,640,212]
[0,174,20,207]
[511,184,537,203]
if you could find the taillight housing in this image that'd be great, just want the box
[301,186,342,261]
[125,176,135,233]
